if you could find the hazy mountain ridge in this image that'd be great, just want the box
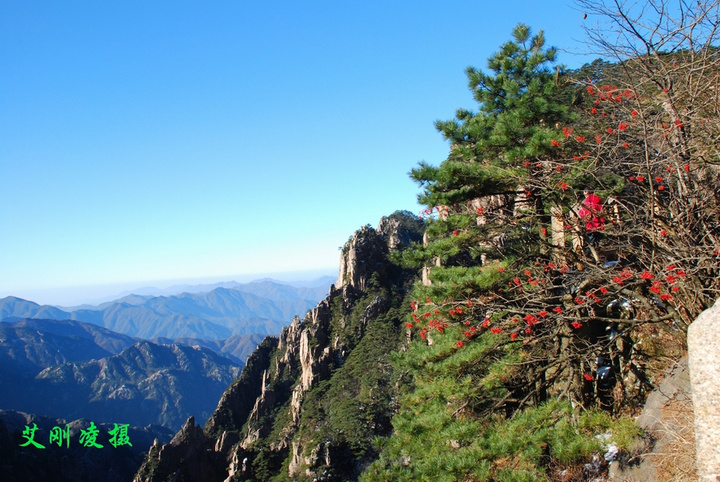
[0,278,334,340]
[65,275,335,309]
[0,296,69,322]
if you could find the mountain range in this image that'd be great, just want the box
[0,276,337,479]
[0,322,242,431]
[62,275,335,308]
[0,318,138,377]
[31,341,241,430]
[0,277,334,340]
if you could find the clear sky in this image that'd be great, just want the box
[0,1,599,305]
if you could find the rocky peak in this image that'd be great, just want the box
[134,416,226,482]
[239,295,336,450]
[377,210,424,250]
[135,214,425,481]
[336,211,423,291]
[336,225,387,292]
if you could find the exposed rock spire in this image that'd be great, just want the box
[134,212,424,482]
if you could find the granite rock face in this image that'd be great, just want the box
[134,213,424,482]
[337,212,423,291]
[688,298,720,481]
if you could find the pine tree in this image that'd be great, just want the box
[412,24,573,208]
[405,24,577,284]
[374,9,720,480]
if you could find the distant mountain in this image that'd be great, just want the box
[151,333,266,365]
[0,318,249,438]
[0,316,260,370]
[224,279,331,306]
[0,319,138,383]
[0,278,333,340]
[0,409,174,482]
[73,287,300,339]
[0,296,69,322]
[136,275,335,299]
[2,341,241,431]
[74,275,336,307]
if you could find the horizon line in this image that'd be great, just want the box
[0,268,338,308]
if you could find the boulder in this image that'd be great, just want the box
[688,298,720,481]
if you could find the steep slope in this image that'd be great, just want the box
[134,211,424,482]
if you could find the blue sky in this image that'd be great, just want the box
[0,1,599,305]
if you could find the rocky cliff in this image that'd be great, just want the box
[134,212,423,482]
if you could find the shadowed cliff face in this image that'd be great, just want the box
[134,212,424,482]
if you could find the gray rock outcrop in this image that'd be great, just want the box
[688,298,720,481]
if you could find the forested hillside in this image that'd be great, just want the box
[136,2,719,480]
[368,3,719,477]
